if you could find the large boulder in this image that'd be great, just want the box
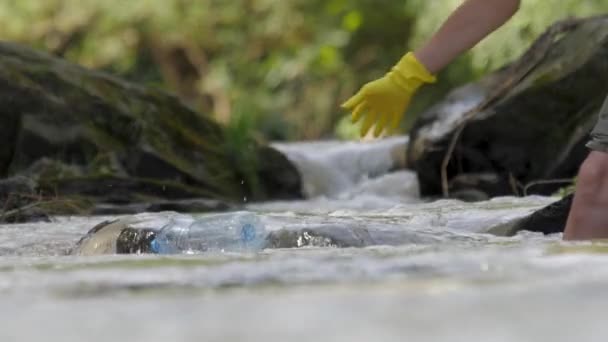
[0,41,302,215]
[408,16,608,198]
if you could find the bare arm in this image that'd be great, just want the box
[414,0,521,74]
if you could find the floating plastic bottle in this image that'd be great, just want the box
[150,211,267,254]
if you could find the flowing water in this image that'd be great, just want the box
[1,138,606,342]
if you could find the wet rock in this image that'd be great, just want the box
[447,173,504,201]
[0,40,302,211]
[255,146,304,201]
[408,16,608,198]
[116,227,158,254]
[71,218,171,255]
[487,194,572,236]
[70,219,127,255]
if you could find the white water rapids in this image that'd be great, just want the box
[2,137,607,342]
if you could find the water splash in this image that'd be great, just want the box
[273,137,414,200]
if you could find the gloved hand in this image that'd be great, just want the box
[341,52,436,137]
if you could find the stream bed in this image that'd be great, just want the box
[1,138,604,342]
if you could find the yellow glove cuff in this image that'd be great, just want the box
[388,52,437,93]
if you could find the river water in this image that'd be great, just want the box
[1,138,606,342]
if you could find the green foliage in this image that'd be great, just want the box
[0,0,606,141]
[410,0,608,73]
[223,101,263,200]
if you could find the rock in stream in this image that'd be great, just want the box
[409,16,608,198]
[0,41,303,222]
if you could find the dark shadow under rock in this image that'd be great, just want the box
[92,198,234,215]
[0,176,50,223]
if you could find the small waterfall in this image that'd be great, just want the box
[271,137,420,208]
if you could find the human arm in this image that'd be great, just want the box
[415,0,521,73]
[342,0,521,137]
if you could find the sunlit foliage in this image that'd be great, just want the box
[0,0,606,140]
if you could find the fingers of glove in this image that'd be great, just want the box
[341,91,365,110]
[360,109,379,137]
[351,102,368,124]
[388,109,404,133]
[374,113,391,137]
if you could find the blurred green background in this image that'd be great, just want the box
[1,0,606,141]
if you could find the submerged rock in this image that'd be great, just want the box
[70,219,125,255]
[0,41,302,221]
[266,224,441,249]
[408,16,608,198]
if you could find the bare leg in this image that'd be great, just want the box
[563,151,608,240]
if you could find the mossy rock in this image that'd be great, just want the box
[0,41,302,204]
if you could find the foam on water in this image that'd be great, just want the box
[272,137,413,200]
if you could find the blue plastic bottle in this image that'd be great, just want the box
[150,211,267,254]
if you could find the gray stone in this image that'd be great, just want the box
[0,40,302,211]
[408,16,608,198]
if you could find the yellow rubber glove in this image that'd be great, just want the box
[341,52,437,137]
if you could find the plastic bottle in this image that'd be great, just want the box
[150,211,267,254]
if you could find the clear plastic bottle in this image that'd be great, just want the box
[150,211,267,254]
